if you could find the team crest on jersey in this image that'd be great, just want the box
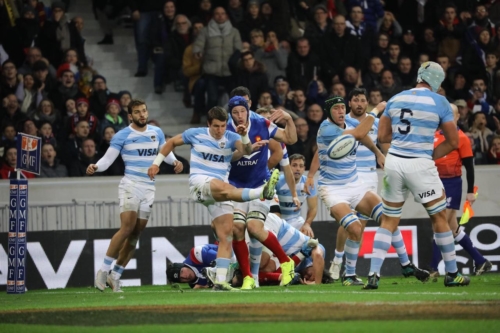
[219,141,226,149]
[255,135,262,142]
[151,135,156,142]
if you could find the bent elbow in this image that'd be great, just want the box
[450,138,459,150]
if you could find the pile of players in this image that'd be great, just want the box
[90,61,491,292]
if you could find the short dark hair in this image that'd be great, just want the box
[369,87,381,94]
[207,106,228,124]
[289,154,306,163]
[256,106,272,114]
[240,50,253,59]
[230,86,251,99]
[128,98,146,114]
[348,88,367,101]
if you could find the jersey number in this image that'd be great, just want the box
[398,108,413,135]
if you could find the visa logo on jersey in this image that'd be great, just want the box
[21,136,38,151]
[202,153,224,162]
[137,148,158,156]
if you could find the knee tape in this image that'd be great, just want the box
[356,212,371,221]
[234,211,246,224]
[426,198,447,216]
[382,203,402,217]
[339,213,359,229]
[371,203,383,224]
[247,210,266,224]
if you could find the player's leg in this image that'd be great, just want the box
[210,203,239,291]
[329,226,347,281]
[246,200,295,286]
[209,170,280,202]
[231,203,256,289]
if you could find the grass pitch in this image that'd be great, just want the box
[1,274,499,332]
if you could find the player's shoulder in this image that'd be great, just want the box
[147,124,164,136]
[225,130,240,141]
[113,126,132,139]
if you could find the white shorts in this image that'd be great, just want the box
[318,180,370,210]
[118,178,155,220]
[189,175,233,220]
[358,172,378,192]
[286,216,305,230]
[234,196,271,224]
[382,154,444,204]
[263,247,280,271]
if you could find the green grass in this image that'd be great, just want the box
[0,274,499,332]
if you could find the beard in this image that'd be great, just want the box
[132,117,148,128]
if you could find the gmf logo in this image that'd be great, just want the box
[21,137,38,151]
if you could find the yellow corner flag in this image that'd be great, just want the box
[459,186,479,225]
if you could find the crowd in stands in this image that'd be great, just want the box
[1,0,500,180]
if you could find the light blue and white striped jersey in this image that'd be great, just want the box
[317,119,359,186]
[265,213,309,256]
[276,174,317,223]
[346,113,378,173]
[383,88,454,159]
[182,128,240,185]
[110,125,165,187]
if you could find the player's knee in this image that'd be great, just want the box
[371,203,383,224]
[232,222,245,238]
[425,197,447,216]
[382,203,402,218]
[246,211,266,234]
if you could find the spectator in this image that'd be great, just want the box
[36,1,85,67]
[400,29,419,64]
[17,47,57,78]
[99,99,126,135]
[266,0,291,40]
[22,119,39,137]
[1,124,16,152]
[362,56,384,90]
[182,20,205,124]
[286,37,321,90]
[65,98,77,117]
[419,27,438,60]
[48,70,81,112]
[346,4,376,56]
[384,40,401,73]
[396,56,416,89]
[29,99,61,135]
[67,98,99,139]
[376,69,402,101]
[231,51,268,107]
[330,82,346,99]
[88,75,118,119]
[485,52,499,98]
[435,4,466,66]
[376,11,402,39]
[118,90,132,122]
[227,0,244,26]
[191,0,212,26]
[418,53,430,66]
[160,134,190,174]
[462,28,496,80]
[256,91,272,109]
[32,60,57,96]
[455,99,472,133]
[469,112,494,164]
[367,88,383,110]
[65,119,90,164]
[448,71,469,101]
[251,29,288,89]
[39,121,58,148]
[0,60,19,99]
[98,126,125,176]
[285,88,308,117]
[0,146,35,179]
[193,7,242,110]
[130,0,162,77]
[286,117,316,169]
[1,94,28,130]
[306,78,328,108]
[39,143,68,177]
[469,4,496,39]
[270,75,291,106]
[68,137,100,177]
[488,135,500,164]
[436,55,454,94]
[237,0,269,43]
[16,73,42,114]
[305,103,324,139]
[347,0,384,30]
[372,32,390,64]
[324,0,347,19]
[304,4,331,52]
[342,66,363,96]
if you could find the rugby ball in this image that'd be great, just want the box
[326,134,356,160]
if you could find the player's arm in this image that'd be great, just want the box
[268,139,283,169]
[359,135,385,169]
[378,142,391,155]
[268,109,298,144]
[305,150,319,194]
[282,163,300,209]
[377,114,393,144]
[149,134,185,179]
[459,134,476,204]
[433,121,459,160]
[87,147,120,175]
[231,140,269,161]
[311,246,324,285]
[301,195,317,237]
[344,102,386,140]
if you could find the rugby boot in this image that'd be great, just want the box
[475,260,492,276]
[213,282,239,291]
[95,270,108,292]
[362,274,380,290]
[329,261,342,281]
[261,169,280,200]
[444,273,470,287]
[279,258,295,286]
[341,272,363,286]
[241,276,256,290]
[107,274,123,292]
[401,262,430,282]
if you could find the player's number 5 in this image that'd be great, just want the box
[398,108,413,135]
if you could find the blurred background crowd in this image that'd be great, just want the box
[1,0,500,180]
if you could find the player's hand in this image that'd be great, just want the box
[173,160,183,174]
[269,108,291,124]
[300,224,314,238]
[252,140,269,151]
[466,193,477,205]
[299,277,315,285]
[86,164,98,175]
[304,177,315,195]
[148,165,160,180]
[236,124,247,136]
[292,196,301,211]
[376,153,385,170]
[372,101,387,115]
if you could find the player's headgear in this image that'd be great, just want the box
[417,61,445,92]
[166,263,185,283]
[228,96,249,115]
[323,96,345,122]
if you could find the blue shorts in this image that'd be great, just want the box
[441,177,462,210]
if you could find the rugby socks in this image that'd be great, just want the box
[333,250,344,264]
[111,265,124,280]
[259,272,281,284]
[241,188,262,201]
[101,255,114,272]
[261,232,289,263]
[368,228,392,276]
[215,258,230,283]
[431,240,441,271]
[344,238,361,276]
[249,237,263,279]
[434,231,458,273]
[392,228,410,266]
[291,253,305,266]
[455,230,486,266]
[232,239,252,278]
